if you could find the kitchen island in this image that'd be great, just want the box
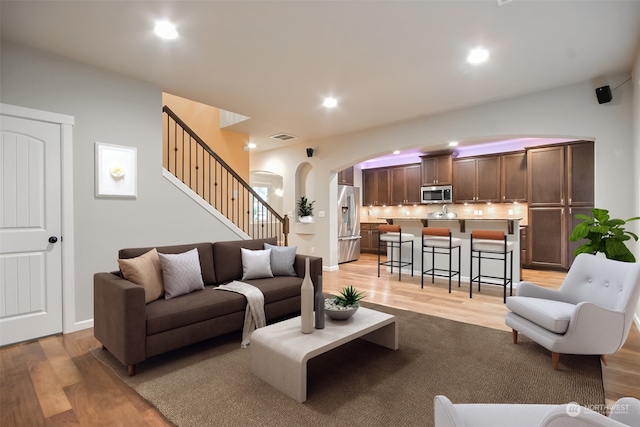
[377,216,523,286]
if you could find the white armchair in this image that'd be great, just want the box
[434,395,640,427]
[505,253,640,370]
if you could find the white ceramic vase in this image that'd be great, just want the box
[300,257,314,333]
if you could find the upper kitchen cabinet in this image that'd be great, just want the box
[390,164,421,205]
[421,154,452,185]
[566,141,594,207]
[363,167,390,206]
[452,155,501,203]
[501,151,527,203]
[338,166,354,186]
[527,145,565,206]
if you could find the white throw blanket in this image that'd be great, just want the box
[214,281,266,348]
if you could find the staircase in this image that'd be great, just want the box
[162,106,289,245]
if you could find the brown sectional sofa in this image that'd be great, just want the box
[94,237,322,375]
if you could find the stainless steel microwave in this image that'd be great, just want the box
[421,185,453,204]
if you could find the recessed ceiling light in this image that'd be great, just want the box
[323,97,338,108]
[154,20,179,40]
[247,142,256,149]
[449,141,459,147]
[393,150,400,155]
[467,47,489,65]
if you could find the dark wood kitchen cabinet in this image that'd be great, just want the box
[421,154,452,185]
[390,164,421,205]
[501,151,527,203]
[527,141,593,269]
[567,142,595,207]
[527,145,565,206]
[338,166,354,186]
[520,226,529,268]
[363,168,390,206]
[452,155,500,203]
[361,223,385,254]
[528,207,566,269]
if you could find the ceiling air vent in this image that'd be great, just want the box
[270,133,297,141]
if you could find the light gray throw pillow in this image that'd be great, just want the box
[158,248,205,299]
[241,248,274,280]
[264,243,297,276]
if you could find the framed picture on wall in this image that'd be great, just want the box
[95,142,137,198]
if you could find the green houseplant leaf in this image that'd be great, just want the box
[333,285,365,307]
[569,208,640,263]
[296,196,315,217]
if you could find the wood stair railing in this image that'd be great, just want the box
[162,106,289,245]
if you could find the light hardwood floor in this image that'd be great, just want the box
[1,254,638,426]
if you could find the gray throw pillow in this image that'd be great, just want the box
[158,248,205,299]
[241,248,274,280]
[264,243,297,276]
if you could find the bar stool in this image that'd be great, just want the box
[421,227,462,293]
[378,224,414,281]
[470,230,514,303]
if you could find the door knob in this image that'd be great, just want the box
[49,236,58,244]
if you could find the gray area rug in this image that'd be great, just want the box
[90,303,604,427]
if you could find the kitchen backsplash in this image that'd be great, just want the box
[361,202,529,225]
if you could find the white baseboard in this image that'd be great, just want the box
[64,319,93,334]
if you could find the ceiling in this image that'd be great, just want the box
[2,1,639,153]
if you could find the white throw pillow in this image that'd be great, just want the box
[264,243,297,276]
[241,248,274,280]
[158,248,205,299]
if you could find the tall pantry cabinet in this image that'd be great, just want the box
[527,141,594,269]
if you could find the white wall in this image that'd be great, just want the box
[2,40,637,325]
[0,41,240,324]
[252,74,637,270]
[633,47,640,322]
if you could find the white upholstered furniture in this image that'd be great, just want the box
[470,230,514,303]
[434,395,640,427]
[378,224,414,281]
[505,253,640,370]
[249,307,397,402]
[421,227,462,293]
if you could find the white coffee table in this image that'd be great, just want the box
[249,307,398,402]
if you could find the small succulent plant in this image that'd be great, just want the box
[333,285,365,307]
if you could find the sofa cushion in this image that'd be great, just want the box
[264,243,297,276]
[145,276,303,335]
[158,249,205,299]
[241,248,274,280]
[506,296,575,334]
[213,237,277,284]
[243,275,304,304]
[146,286,246,335]
[119,242,216,286]
[117,248,164,303]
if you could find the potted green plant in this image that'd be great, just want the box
[324,286,365,320]
[569,208,640,262]
[297,196,315,223]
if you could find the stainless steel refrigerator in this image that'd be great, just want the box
[338,185,361,263]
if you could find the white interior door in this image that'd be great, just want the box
[0,114,62,346]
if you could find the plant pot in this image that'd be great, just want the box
[324,299,359,320]
[299,216,313,223]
